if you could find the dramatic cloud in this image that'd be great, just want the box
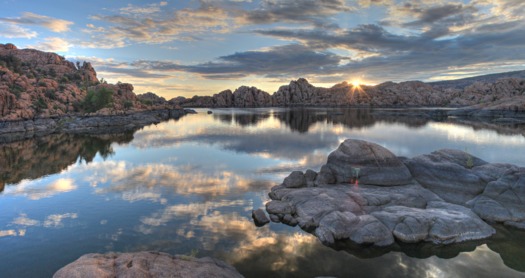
[132,44,344,78]
[0,12,73,32]
[84,3,232,46]
[238,0,354,27]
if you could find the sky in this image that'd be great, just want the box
[1,0,525,99]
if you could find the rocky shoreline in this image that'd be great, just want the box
[265,139,525,247]
[0,108,192,143]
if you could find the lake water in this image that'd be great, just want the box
[1,108,525,277]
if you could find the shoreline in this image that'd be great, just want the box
[1,106,524,144]
[0,108,192,143]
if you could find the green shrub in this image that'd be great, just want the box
[139,99,153,106]
[48,68,57,77]
[33,97,48,112]
[123,100,133,109]
[45,89,57,100]
[10,85,24,99]
[81,87,114,112]
[0,55,22,74]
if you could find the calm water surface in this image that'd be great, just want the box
[1,108,525,277]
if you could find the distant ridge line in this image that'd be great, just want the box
[429,70,525,89]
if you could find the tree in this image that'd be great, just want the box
[81,87,114,112]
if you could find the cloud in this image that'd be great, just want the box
[81,161,266,200]
[131,44,345,79]
[255,25,425,54]
[238,0,354,27]
[28,37,71,52]
[0,23,37,39]
[83,3,232,47]
[119,2,167,15]
[357,0,393,7]
[253,15,525,81]
[12,214,40,226]
[43,213,78,228]
[0,12,73,32]
[96,66,170,79]
[3,178,77,200]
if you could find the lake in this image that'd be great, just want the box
[1,107,525,277]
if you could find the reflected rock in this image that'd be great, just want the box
[487,225,525,272]
[215,112,271,127]
[331,237,481,260]
[53,251,243,278]
[0,133,133,188]
[267,139,525,247]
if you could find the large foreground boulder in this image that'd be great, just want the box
[405,149,489,204]
[265,139,525,247]
[316,139,413,186]
[468,167,525,229]
[53,251,243,278]
[267,184,495,246]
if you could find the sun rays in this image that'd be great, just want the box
[348,78,368,102]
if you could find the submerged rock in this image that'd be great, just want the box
[53,251,244,278]
[267,139,525,247]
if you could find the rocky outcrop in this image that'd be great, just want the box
[265,139,525,247]
[233,86,272,107]
[177,86,273,108]
[172,74,525,114]
[316,139,412,186]
[0,43,179,121]
[0,108,188,143]
[53,251,243,278]
[137,92,168,106]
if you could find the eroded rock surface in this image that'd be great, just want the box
[266,139,525,247]
[268,183,494,246]
[53,251,244,278]
[317,139,413,186]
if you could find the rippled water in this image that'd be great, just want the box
[1,108,525,277]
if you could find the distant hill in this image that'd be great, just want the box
[430,70,525,89]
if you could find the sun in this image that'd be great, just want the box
[350,79,361,87]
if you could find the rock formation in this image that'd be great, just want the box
[53,251,243,278]
[0,43,174,121]
[137,91,168,106]
[172,75,525,114]
[266,139,525,247]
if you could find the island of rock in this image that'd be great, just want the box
[266,139,524,246]
[53,251,243,278]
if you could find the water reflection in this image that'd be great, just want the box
[1,108,525,277]
[0,132,134,191]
